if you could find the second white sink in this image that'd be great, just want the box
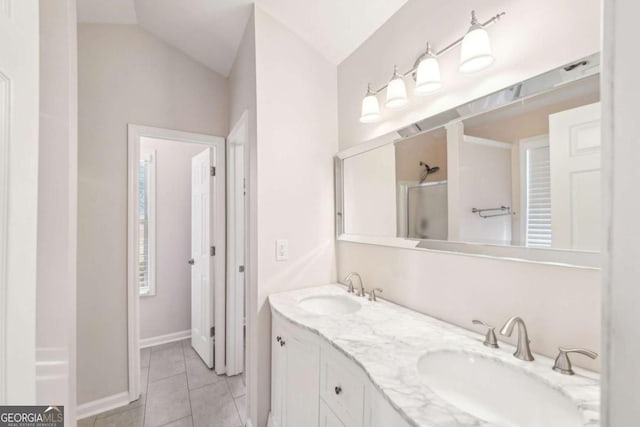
[417,351,586,427]
[298,295,361,315]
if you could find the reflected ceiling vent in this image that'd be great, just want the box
[397,124,422,138]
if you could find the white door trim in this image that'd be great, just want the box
[226,111,248,375]
[127,124,225,401]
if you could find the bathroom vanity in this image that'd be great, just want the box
[269,285,600,427]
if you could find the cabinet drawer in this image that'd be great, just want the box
[320,346,365,426]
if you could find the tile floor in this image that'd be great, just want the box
[78,340,246,427]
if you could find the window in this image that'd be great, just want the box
[138,150,156,296]
[520,136,551,248]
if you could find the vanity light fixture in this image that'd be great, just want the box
[359,84,382,123]
[385,66,408,109]
[358,10,505,123]
[414,43,441,95]
[459,11,495,73]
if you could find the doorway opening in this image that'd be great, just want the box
[127,125,226,401]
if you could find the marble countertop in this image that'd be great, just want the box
[268,284,600,427]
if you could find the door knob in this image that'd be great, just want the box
[188,258,195,265]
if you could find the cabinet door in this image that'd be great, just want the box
[320,400,346,427]
[271,316,287,426]
[283,331,320,427]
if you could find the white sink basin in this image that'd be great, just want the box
[417,351,585,427]
[298,295,361,315]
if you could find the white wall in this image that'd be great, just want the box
[77,24,229,404]
[37,0,77,422]
[601,0,640,423]
[252,8,338,426]
[139,138,205,340]
[337,0,602,371]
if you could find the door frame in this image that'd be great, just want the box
[127,124,226,401]
[226,111,248,375]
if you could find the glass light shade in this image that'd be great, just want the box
[459,26,494,73]
[385,75,408,109]
[414,55,441,95]
[359,92,381,123]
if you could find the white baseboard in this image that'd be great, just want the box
[139,330,190,349]
[246,419,254,427]
[76,391,129,420]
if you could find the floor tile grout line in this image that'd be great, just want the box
[223,377,243,425]
[143,346,155,427]
[181,341,195,427]
[147,346,187,385]
[186,376,229,394]
[145,341,190,427]
[231,394,244,426]
[157,415,192,427]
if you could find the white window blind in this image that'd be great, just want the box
[524,142,552,247]
[138,150,156,296]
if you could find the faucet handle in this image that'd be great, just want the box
[552,348,598,375]
[368,288,383,302]
[472,319,499,348]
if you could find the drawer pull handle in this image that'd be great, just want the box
[334,386,342,395]
[280,339,286,347]
[276,336,281,343]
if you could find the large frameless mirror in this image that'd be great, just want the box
[335,53,601,268]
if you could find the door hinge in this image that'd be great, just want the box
[210,166,216,177]
[210,246,216,256]
[239,265,245,273]
[210,326,215,337]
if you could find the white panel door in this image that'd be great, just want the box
[191,148,214,368]
[0,0,39,403]
[549,102,601,251]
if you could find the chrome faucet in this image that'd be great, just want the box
[343,272,365,297]
[500,316,534,361]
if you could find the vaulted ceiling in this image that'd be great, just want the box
[77,0,409,76]
[256,0,409,65]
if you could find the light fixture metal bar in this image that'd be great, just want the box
[370,11,506,95]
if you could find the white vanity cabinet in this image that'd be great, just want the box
[271,312,321,427]
[271,311,410,427]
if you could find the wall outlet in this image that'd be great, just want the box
[276,239,289,261]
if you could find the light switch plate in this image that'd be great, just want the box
[276,239,289,261]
